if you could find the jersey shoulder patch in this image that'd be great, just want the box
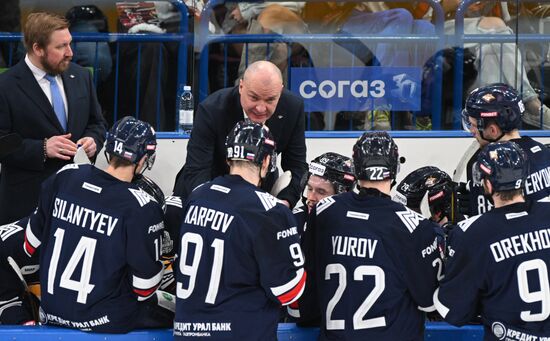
[128,188,154,207]
[292,206,304,214]
[316,196,336,215]
[457,214,482,232]
[165,195,183,208]
[395,207,425,233]
[0,222,23,241]
[255,191,278,211]
[57,163,79,174]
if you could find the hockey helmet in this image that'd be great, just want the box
[394,166,451,210]
[462,83,524,135]
[105,116,157,169]
[132,174,166,212]
[353,131,399,181]
[225,121,277,172]
[306,152,355,194]
[474,141,528,192]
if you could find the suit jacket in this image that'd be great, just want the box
[174,86,307,207]
[0,60,107,223]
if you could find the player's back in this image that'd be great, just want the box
[175,174,305,340]
[439,200,550,339]
[33,164,164,332]
[310,190,440,341]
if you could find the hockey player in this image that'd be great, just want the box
[293,152,355,235]
[395,166,456,225]
[435,141,550,340]
[24,117,173,333]
[300,131,441,340]
[174,121,306,340]
[0,217,40,325]
[456,83,550,217]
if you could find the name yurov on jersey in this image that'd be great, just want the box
[52,198,118,236]
[490,227,550,262]
[524,166,550,195]
[332,235,378,258]
[184,205,234,233]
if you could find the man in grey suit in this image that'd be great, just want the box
[0,12,107,224]
[174,61,307,208]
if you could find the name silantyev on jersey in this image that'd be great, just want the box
[306,191,441,341]
[0,217,39,324]
[175,175,305,341]
[467,137,550,216]
[26,164,165,333]
[434,201,550,339]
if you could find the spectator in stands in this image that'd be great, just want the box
[0,12,107,225]
[0,0,24,67]
[24,117,174,333]
[65,5,112,84]
[173,60,307,208]
[439,0,550,129]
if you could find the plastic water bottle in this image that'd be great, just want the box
[178,85,193,134]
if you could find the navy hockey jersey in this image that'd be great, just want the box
[435,201,550,340]
[174,175,306,340]
[0,217,39,324]
[159,195,183,294]
[25,164,165,333]
[301,189,441,341]
[466,136,550,216]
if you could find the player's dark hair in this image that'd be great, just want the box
[495,188,523,201]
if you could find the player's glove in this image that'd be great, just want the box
[454,181,471,216]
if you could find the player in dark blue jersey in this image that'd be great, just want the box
[24,117,173,333]
[0,217,40,325]
[435,141,550,340]
[174,121,306,340]
[456,83,550,218]
[300,131,441,340]
[293,152,355,236]
[290,152,355,322]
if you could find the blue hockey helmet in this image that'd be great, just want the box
[307,152,355,194]
[105,116,157,169]
[395,166,451,210]
[474,141,528,192]
[353,131,400,181]
[225,121,277,172]
[462,83,525,135]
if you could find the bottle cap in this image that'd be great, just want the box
[184,85,191,91]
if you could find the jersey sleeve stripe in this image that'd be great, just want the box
[133,267,164,291]
[23,224,41,257]
[271,269,307,306]
[433,288,449,318]
[133,286,159,301]
[270,268,305,296]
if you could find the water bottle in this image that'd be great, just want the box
[178,85,193,134]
